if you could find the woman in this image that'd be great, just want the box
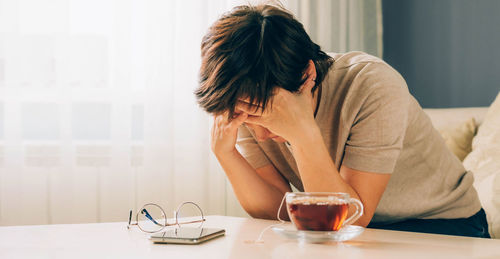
[194,4,489,238]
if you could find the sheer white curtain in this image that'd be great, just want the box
[285,0,383,56]
[0,0,249,226]
[0,0,382,226]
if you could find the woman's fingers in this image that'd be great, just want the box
[229,112,248,129]
[243,114,265,126]
[211,112,245,155]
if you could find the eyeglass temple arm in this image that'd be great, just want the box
[165,218,206,227]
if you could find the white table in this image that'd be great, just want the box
[1,215,499,259]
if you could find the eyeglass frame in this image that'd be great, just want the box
[127,201,206,233]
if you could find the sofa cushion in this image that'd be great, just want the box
[437,118,477,161]
[424,107,486,161]
[463,92,500,238]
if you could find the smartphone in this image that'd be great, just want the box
[149,227,225,244]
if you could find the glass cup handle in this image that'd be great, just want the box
[342,198,364,226]
[276,192,289,223]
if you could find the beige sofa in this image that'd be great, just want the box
[423,93,500,238]
[425,107,487,131]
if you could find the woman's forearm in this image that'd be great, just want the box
[290,127,351,192]
[215,149,288,220]
[289,126,366,222]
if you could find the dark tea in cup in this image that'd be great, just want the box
[288,198,348,231]
[285,192,363,232]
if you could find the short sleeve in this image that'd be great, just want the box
[342,64,410,174]
[236,125,271,169]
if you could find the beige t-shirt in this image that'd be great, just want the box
[236,51,482,223]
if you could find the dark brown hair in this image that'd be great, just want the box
[195,4,333,118]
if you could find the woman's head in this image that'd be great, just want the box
[195,4,333,119]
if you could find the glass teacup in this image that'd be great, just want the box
[285,192,364,231]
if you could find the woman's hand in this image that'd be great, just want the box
[236,76,318,145]
[211,112,248,156]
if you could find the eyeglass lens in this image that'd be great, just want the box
[176,202,204,228]
[137,204,166,233]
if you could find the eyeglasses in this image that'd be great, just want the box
[127,202,206,233]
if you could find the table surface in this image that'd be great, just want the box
[1,215,499,259]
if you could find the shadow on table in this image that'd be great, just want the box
[266,239,475,259]
[228,224,479,259]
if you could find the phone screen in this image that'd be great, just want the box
[150,227,225,244]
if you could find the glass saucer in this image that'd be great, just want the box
[271,224,364,243]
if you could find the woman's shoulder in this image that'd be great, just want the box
[320,51,410,130]
[328,51,384,69]
[325,51,408,99]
